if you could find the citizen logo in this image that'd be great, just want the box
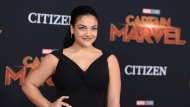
[28,12,71,25]
[125,65,167,76]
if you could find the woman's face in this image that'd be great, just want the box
[70,15,98,47]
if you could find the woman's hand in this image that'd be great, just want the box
[51,96,72,107]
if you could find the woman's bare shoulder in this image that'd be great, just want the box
[40,53,58,64]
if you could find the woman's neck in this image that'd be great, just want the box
[70,43,95,53]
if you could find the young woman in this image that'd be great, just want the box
[22,5,121,107]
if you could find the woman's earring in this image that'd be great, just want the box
[71,34,72,38]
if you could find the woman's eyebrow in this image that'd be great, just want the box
[78,24,86,27]
[77,24,98,27]
[92,25,98,27]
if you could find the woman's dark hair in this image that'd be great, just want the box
[63,5,99,48]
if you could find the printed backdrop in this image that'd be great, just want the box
[0,0,189,107]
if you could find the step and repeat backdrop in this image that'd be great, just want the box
[0,0,189,107]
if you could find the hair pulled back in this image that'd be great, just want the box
[63,5,98,48]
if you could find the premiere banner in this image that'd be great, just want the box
[0,0,189,107]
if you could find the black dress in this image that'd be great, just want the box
[51,49,111,107]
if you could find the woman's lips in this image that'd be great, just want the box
[83,38,92,41]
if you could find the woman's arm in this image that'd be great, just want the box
[21,54,57,107]
[107,54,121,107]
[22,53,73,107]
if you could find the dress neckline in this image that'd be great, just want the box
[60,50,104,73]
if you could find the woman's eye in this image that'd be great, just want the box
[79,27,85,30]
[92,27,97,30]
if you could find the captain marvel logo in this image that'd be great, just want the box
[110,15,186,45]
[5,56,54,86]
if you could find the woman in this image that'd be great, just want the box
[22,5,121,107]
